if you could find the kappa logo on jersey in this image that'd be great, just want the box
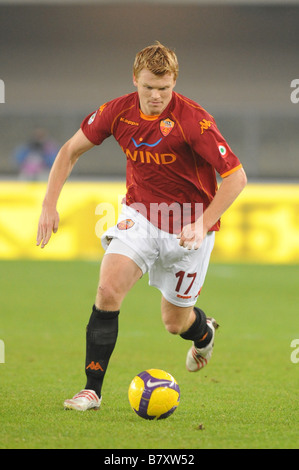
[117,219,135,230]
[120,117,139,126]
[199,118,212,134]
[160,118,175,137]
[218,143,229,158]
[98,103,107,115]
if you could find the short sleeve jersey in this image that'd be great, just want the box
[81,91,242,233]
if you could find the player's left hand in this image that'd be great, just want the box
[178,221,205,250]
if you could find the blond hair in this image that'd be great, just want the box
[133,41,179,80]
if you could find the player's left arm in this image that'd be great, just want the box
[179,166,247,250]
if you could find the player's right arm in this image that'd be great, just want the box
[36,129,95,248]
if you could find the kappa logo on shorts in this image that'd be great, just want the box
[117,219,135,230]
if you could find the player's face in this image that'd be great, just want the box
[133,68,176,116]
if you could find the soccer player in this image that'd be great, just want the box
[36,42,247,411]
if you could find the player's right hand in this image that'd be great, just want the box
[178,220,205,250]
[36,206,60,249]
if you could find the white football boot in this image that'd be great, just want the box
[186,318,219,372]
[64,389,102,411]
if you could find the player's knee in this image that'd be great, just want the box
[96,282,122,311]
[164,321,183,336]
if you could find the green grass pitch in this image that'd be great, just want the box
[0,260,298,449]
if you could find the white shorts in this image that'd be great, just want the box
[101,205,215,307]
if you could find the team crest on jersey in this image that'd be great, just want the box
[117,219,135,230]
[160,118,175,137]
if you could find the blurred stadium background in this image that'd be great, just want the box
[0,0,298,263]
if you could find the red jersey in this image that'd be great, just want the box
[81,91,242,233]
